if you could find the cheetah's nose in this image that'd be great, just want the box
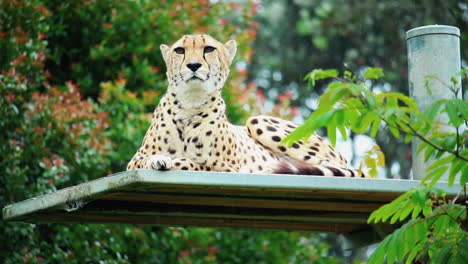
[187,62,202,72]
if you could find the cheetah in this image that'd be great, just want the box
[127,34,362,177]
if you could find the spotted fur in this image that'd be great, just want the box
[127,34,363,177]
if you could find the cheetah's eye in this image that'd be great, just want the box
[204,46,216,53]
[174,47,185,54]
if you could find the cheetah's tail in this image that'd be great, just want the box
[273,161,365,178]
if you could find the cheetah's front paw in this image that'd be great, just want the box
[145,155,173,170]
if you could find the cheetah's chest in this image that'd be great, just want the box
[169,110,232,166]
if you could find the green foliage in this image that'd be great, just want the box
[362,145,385,178]
[176,229,341,264]
[284,67,467,186]
[368,187,467,264]
[363,67,385,80]
[303,69,339,87]
[97,79,153,171]
[284,67,467,263]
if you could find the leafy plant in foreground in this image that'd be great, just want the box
[283,67,467,263]
[368,187,467,263]
[284,68,467,183]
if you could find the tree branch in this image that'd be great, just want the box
[400,119,468,162]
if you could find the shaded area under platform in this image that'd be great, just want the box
[3,170,462,236]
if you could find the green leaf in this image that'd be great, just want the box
[393,227,406,262]
[457,237,468,261]
[399,204,414,222]
[442,204,464,223]
[303,69,339,87]
[368,235,389,263]
[413,220,429,244]
[384,110,398,131]
[425,166,448,187]
[432,215,451,235]
[388,124,401,138]
[327,123,337,147]
[404,226,417,258]
[448,159,464,187]
[460,164,468,186]
[345,83,359,96]
[337,124,348,141]
[434,149,446,159]
[378,92,418,112]
[282,112,322,145]
[445,100,462,126]
[364,67,385,80]
[356,111,377,133]
[432,241,454,264]
[424,100,444,121]
[452,98,468,119]
[283,109,335,146]
[413,188,428,208]
[395,118,412,134]
[335,109,345,124]
[423,145,437,162]
[386,232,398,264]
[344,70,354,81]
[424,74,437,95]
[404,133,413,143]
[406,242,424,264]
[361,87,377,108]
[369,191,413,224]
[388,199,410,224]
[426,154,454,172]
[370,118,381,137]
[329,84,351,102]
[437,134,457,151]
[376,146,386,167]
[411,204,422,219]
[387,96,398,108]
[422,201,433,217]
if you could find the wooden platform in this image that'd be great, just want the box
[2,170,462,233]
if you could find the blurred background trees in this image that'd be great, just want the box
[1,0,466,263]
[0,0,339,263]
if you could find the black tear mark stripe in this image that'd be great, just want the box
[177,52,184,74]
[203,49,207,65]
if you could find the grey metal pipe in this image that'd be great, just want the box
[406,25,461,180]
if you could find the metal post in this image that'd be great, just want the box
[406,25,461,180]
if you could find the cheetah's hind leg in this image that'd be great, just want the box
[246,115,361,177]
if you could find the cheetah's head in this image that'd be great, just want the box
[160,34,237,108]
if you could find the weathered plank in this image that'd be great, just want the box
[100,192,384,212]
[2,170,462,233]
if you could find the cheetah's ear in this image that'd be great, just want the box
[160,44,170,64]
[224,40,237,65]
